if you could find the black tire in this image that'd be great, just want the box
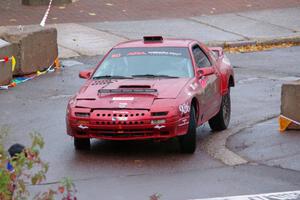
[179,106,197,154]
[74,138,91,150]
[209,90,231,131]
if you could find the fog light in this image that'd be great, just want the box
[151,119,166,124]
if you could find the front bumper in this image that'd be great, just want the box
[66,109,190,140]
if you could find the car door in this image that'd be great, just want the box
[191,44,221,123]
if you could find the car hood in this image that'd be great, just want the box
[75,78,190,109]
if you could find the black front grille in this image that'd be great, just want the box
[94,121,145,125]
[93,133,156,138]
[90,128,153,133]
[91,110,149,125]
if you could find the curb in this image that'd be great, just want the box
[200,115,278,166]
[206,35,300,48]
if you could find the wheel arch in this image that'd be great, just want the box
[191,97,199,122]
[229,75,235,87]
[221,74,235,95]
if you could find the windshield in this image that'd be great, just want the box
[93,47,194,78]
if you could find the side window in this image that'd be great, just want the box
[192,45,211,68]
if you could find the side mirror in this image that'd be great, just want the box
[79,69,93,79]
[197,68,215,78]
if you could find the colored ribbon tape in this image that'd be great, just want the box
[0,56,16,72]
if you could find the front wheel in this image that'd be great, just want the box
[179,106,197,154]
[209,90,231,131]
[74,138,91,150]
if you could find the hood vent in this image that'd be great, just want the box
[98,88,157,94]
[76,98,96,101]
[119,85,151,89]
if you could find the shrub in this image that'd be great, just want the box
[0,127,77,200]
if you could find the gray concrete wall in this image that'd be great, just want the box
[0,40,15,85]
[281,80,300,130]
[0,26,58,76]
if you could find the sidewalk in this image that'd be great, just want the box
[1,0,299,26]
[52,7,300,58]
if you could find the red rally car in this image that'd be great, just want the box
[66,36,234,153]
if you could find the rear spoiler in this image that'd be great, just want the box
[209,47,224,58]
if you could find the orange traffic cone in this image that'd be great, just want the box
[279,115,292,132]
[54,57,61,69]
[279,115,300,132]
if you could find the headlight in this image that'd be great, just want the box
[151,112,168,116]
[75,112,90,117]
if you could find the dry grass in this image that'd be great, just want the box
[224,42,299,53]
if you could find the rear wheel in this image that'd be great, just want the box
[209,90,231,131]
[74,138,90,150]
[179,106,197,154]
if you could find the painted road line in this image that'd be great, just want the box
[190,190,300,200]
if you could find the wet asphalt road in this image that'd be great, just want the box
[228,118,300,172]
[1,46,300,200]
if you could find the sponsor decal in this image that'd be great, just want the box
[127,52,146,56]
[118,117,128,121]
[112,111,129,114]
[179,103,190,114]
[111,53,121,58]
[113,97,134,101]
[115,51,184,57]
[118,102,128,108]
[178,118,189,127]
[148,51,182,56]
[112,117,128,121]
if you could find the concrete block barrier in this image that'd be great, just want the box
[0,39,15,85]
[0,26,58,76]
[281,80,300,130]
[22,0,71,6]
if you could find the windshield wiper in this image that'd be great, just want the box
[93,75,133,79]
[132,74,179,78]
